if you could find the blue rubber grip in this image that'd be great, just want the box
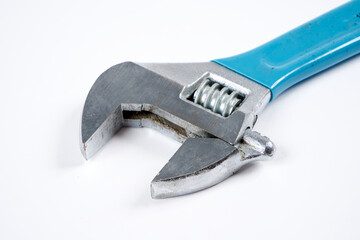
[213,1,360,100]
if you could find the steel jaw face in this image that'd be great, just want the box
[80,61,275,199]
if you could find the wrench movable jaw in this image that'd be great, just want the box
[80,61,273,197]
[151,130,275,199]
[151,138,240,199]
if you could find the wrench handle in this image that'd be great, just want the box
[213,0,360,100]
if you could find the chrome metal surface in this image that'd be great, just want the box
[141,62,271,143]
[80,61,273,198]
[151,129,275,199]
[192,76,243,117]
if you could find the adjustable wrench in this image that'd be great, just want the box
[80,1,360,198]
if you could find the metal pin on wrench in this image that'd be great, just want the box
[80,1,360,198]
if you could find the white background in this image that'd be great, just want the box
[1,0,360,239]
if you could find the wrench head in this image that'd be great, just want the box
[80,61,273,198]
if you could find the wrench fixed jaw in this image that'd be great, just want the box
[80,61,273,198]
